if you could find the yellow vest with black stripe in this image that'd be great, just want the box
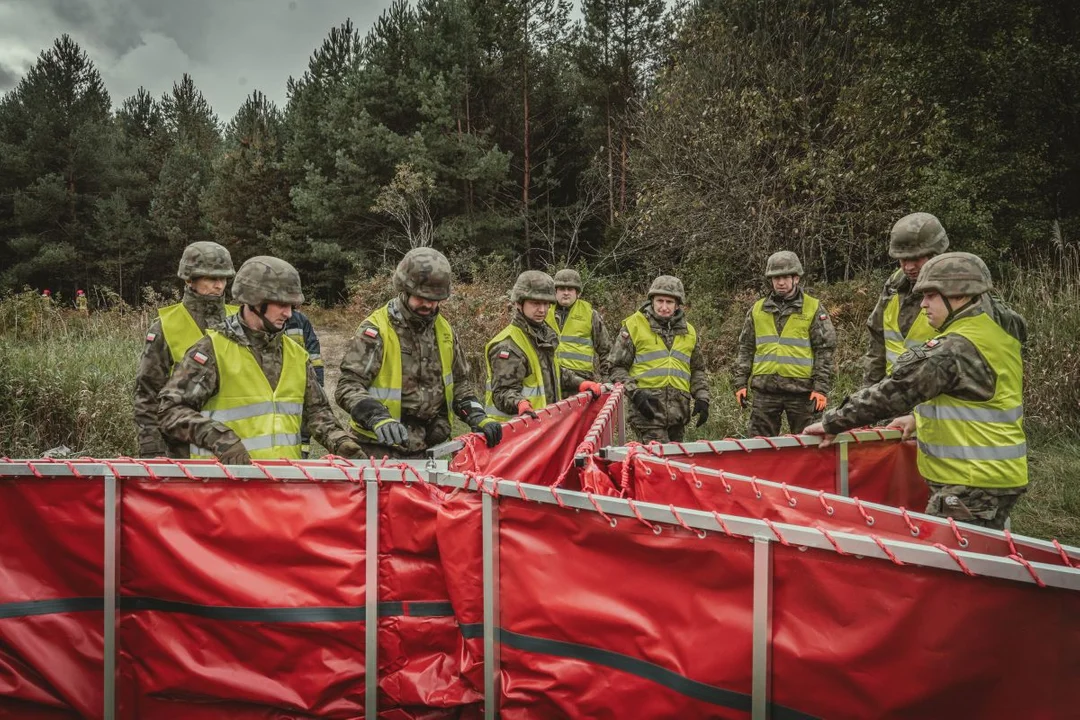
[484,325,559,421]
[191,330,308,460]
[883,272,935,375]
[159,302,240,365]
[751,294,819,380]
[914,313,1027,489]
[348,304,456,440]
[545,300,596,374]
[624,311,696,392]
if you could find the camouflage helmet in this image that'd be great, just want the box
[393,247,452,301]
[231,256,305,306]
[553,269,583,291]
[177,241,236,280]
[647,275,685,303]
[889,213,949,260]
[912,252,992,297]
[765,250,804,278]
[510,270,557,304]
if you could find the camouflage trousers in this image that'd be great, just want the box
[356,414,452,460]
[632,423,687,444]
[748,391,819,437]
[924,482,1027,530]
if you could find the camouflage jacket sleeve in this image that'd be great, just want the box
[487,339,530,416]
[335,325,385,423]
[690,341,710,402]
[157,336,232,452]
[861,284,891,387]
[450,334,483,418]
[132,317,172,456]
[810,307,837,395]
[301,363,354,454]
[561,367,588,396]
[732,309,756,390]
[606,325,637,391]
[821,335,995,434]
[592,309,613,380]
[299,314,325,386]
[985,292,1029,346]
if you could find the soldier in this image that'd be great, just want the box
[608,275,710,443]
[75,289,88,313]
[545,269,612,381]
[284,308,324,458]
[486,270,603,420]
[337,248,502,458]
[733,251,836,436]
[805,252,1028,529]
[133,241,239,458]
[41,288,52,304]
[159,256,362,463]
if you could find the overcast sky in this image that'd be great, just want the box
[0,0,395,119]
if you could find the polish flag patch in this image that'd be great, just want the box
[363,327,379,338]
[193,351,209,365]
[145,332,156,342]
[819,313,828,320]
[497,351,510,359]
[925,339,941,349]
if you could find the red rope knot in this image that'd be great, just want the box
[481,476,500,498]
[711,511,734,537]
[548,483,567,508]
[817,491,835,516]
[1002,528,1019,557]
[670,504,706,539]
[619,449,637,493]
[627,498,660,534]
[870,535,905,566]
[515,479,529,502]
[401,463,426,487]
[898,507,920,536]
[749,475,762,499]
[1008,554,1046,588]
[815,525,849,556]
[372,459,386,488]
[688,466,703,489]
[762,518,790,546]
[851,496,875,526]
[933,543,976,577]
[946,517,970,548]
[780,483,797,507]
[587,493,617,527]
[1052,539,1075,568]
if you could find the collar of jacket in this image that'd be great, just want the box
[221,312,282,351]
[763,286,804,313]
[512,307,557,347]
[390,294,437,332]
[641,302,688,333]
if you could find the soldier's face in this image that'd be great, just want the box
[920,292,949,328]
[652,296,677,317]
[407,294,441,316]
[260,301,293,330]
[520,300,550,323]
[900,256,931,283]
[555,287,578,307]
[770,275,799,297]
[189,277,227,297]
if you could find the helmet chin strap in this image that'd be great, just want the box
[940,295,976,328]
[247,303,281,334]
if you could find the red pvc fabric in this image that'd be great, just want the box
[847,437,929,509]
[0,477,104,719]
[433,492,485,694]
[770,543,1080,719]
[451,394,602,487]
[647,442,838,493]
[118,479,367,719]
[579,455,622,496]
[494,498,757,719]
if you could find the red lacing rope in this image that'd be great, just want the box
[726,438,751,452]
[626,498,659,533]
[933,543,976,577]
[851,496,875,526]
[587,493,617,527]
[762,437,780,450]
[1008,554,1046,588]
[25,460,44,479]
[1002,528,1019,557]
[898,507,920,536]
[284,459,317,483]
[706,440,724,454]
[688,466,703,489]
[817,491,835,516]
[780,483,797,507]
[399,463,426,487]
[815,525,849,556]
[946,517,969,548]
[871,535,905,566]
[213,460,240,481]
[548,483,566,508]
[786,433,808,448]
[762,518,790,546]
[748,475,762,499]
[670,504,706,539]
[171,459,199,482]
[515,479,529,502]
[619,447,639,494]
[718,470,733,494]
[1052,539,1075,568]
[711,511,734,537]
[672,442,694,457]
[59,459,85,477]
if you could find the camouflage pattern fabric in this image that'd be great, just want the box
[133,287,230,458]
[393,247,452,300]
[509,271,557,303]
[487,308,586,417]
[888,213,949,259]
[764,251,803,277]
[552,302,613,381]
[232,256,304,306]
[177,241,235,280]
[647,275,685,302]
[608,303,710,442]
[747,391,819,437]
[924,482,1026,529]
[336,296,480,457]
[158,313,354,456]
[912,251,993,297]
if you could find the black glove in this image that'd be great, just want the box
[373,418,409,446]
[693,398,710,428]
[469,415,503,448]
[632,391,663,420]
[218,441,252,465]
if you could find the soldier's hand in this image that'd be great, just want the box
[218,442,252,465]
[373,418,409,446]
[809,391,828,412]
[693,399,710,427]
[734,388,748,409]
[470,416,503,448]
[335,438,365,458]
[802,422,837,448]
[886,414,917,440]
[632,391,661,420]
[516,400,539,420]
[578,381,603,399]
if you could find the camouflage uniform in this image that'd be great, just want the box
[821,254,1028,529]
[550,269,613,381]
[733,253,836,436]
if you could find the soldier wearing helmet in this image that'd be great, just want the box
[75,289,88,314]
[544,269,612,382]
[159,256,362,463]
[337,247,502,457]
[806,252,1028,529]
[608,275,710,442]
[485,270,604,421]
[732,251,836,436]
[133,241,241,457]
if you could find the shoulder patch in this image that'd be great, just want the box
[497,350,511,359]
[145,332,156,342]
[620,328,630,339]
[192,351,209,365]
[363,327,379,339]
[818,313,828,321]
[925,338,941,349]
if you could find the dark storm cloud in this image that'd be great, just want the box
[0,64,20,91]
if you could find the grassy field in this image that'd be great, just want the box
[1,268,1077,543]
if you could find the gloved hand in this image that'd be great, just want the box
[579,380,603,399]
[335,438,365,458]
[693,398,710,428]
[734,387,748,409]
[373,418,409,446]
[632,391,663,420]
[516,399,539,420]
[218,441,252,465]
[810,391,828,412]
[470,416,503,448]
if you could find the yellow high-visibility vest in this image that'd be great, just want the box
[883,271,935,375]
[348,304,455,439]
[914,313,1027,489]
[191,330,308,460]
[484,325,560,421]
[750,295,819,380]
[624,311,696,392]
[546,300,596,374]
[159,302,240,365]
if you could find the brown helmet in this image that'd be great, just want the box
[912,252,992,297]
[510,271,557,303]
[177,241,236,280]
[647,275,685,303]
[889,213,949,260]
[393,247,452,300]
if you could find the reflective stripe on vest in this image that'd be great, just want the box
[484,325,559,421]
[348,304,455,440]
[190,330,308,460]
[159,303,240,365]
[913,313,1027,489]
[750,295,819,380]
[883,278,935,375]
[546,299,596,373]
[624,311,696,392]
